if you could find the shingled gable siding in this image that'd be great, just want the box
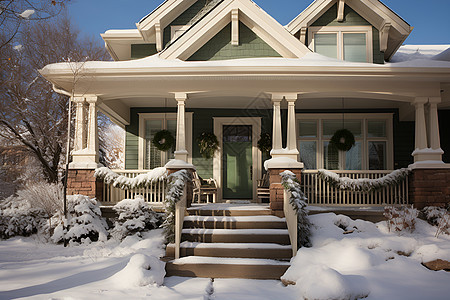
[187,22,281,61]
[131,44,158,59]
[310,3,384,64]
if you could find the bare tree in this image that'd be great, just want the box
[0,14,108,183]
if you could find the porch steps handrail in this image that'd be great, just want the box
[283,190,297,257]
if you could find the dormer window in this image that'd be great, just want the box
[309,26,373,63]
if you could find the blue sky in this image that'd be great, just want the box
[68,0,450,45]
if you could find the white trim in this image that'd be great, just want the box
[171,25,191,42]
[138,112,193,169]
[309,26,373,63]
[296,113,393,170]
[213,117,262,202]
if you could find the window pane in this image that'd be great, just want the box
[323,120,361,138]
[299,141,316,169]
[345,142,361,170]
[324,142,339,170]
[343,33,367,62]
[299,121,317,138]
[145,120,163,169]
[369,141,386,170]
[314,34,337,59]
[368,120,386,138]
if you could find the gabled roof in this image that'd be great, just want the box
[286,0,413,60]
[160,0,310,60]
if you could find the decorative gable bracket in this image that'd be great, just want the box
[379,21,391,53]
[337,0,345,22]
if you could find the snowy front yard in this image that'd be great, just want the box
[0,214,449,300]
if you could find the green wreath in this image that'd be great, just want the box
[197,132,219,159]
[330,129,355,152]
[152,130,175,151]
[257,132,272,154]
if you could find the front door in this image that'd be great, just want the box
[222,125,253,199]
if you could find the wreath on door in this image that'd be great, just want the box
[197,132,219,159]
[152,130,175,151]
[330,129,355,152]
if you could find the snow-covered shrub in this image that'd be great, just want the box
[280,170,311,247]
[163,169,191,243]
[110,198,159,240]
[51,195,108,244]
[0,196,47,239]
[111,253,165,287]
[423,206,449,237]
[384,205,418,233]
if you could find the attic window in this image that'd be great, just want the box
[309,26,373,63]
[171,25,190,42]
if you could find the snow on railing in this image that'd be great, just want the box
[95,168,168,204]
[302,170,410,206]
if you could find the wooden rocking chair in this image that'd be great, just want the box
[257,173,270,203]
[192,172,218,203]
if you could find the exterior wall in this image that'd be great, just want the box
[187,22,281,61]
[131,44,157,59]
[67,169,103,200]
[409,169,450,209]
[310,3,384,64]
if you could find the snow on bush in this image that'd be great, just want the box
[204,278,215,300]
[384,205,418,233]
[111,253,165,287]
[94,166,167,189]
[110,198,159,240]
[0,196,47,239]
[163,169,191,243]
[280,170,311,247]
[422,206,449,237]
[318,168,410,192]
[51,195,108,245]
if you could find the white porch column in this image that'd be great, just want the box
[73,97,86,151]
[286,94,299,160]
[86,96,99,160]
[174,93,188,162]
[428,97,442,151]
[271,94,283,155]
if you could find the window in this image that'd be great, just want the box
[309,26,373,63]
[138,113,193,169]
[297,114,393,170]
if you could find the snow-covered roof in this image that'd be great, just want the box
[390,45,450,63]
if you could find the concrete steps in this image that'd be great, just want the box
[165,204,293,279]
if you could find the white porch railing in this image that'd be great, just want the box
[102,170,166,205]
[301,170,409,206]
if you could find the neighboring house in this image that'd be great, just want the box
[40,0,450,210]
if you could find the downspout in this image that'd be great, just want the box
[53,84,72,247]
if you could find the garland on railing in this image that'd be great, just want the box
[94,167,167,190]
[162,169,191,243]
[280,171,311,248]
[317,168,411,192]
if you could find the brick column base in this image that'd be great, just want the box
[268,168,302,217]
[67,169,103,201]
[408,168,450,209]
[167,168,195,208]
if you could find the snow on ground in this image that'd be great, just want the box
[0,214,449,299]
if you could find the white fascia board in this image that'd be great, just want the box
[286,0,332,34]
[161,0,310,60]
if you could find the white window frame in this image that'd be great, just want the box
[138,112,193,169]
[296,113,393,170]
[308,26,373,63]
[171,25,190,42]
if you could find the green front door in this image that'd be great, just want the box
[222,125,253,199]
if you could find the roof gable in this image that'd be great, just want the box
[287,0,412,60]
[160,0,310,60]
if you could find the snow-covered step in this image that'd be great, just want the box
[183,215,287,229]
[181,228,290,244]
[166,242,292,259]
[165,256,290,279]
[187,204,272,216]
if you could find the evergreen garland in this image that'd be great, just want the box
[257,132,272,154]
[197,132,219,159]
[318,168,411,192]
[280,171,312,248]
[152,130,175,151]
[330,129,355,151]
[162,169,191,243]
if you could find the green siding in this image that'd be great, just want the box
[311,3,384,64]
[439,110,450,163]
[131,44,157,59]
[163,0,211,48]
[187,22,281,61]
